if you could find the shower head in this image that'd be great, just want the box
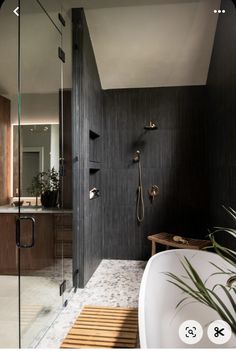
[144,121,158,130]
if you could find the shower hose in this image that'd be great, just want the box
[137,160,145,223]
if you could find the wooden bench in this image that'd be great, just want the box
[148,232,211,256]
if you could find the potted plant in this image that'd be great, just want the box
[28,167,59,208]
[166,206,236,334]
[27,173,42,207]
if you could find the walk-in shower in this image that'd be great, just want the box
[133,122,158,222]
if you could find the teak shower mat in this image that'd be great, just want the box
[61,305,139,348]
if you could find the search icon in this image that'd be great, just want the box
[179,320,203,344]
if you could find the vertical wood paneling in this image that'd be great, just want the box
[0,95,10,205]
[72,1,236,267]
[102,1,236,258]
[102,87,210,260]
[206,0,236,249]
[72,9,103,288]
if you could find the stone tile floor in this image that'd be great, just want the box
[36,259,146,348]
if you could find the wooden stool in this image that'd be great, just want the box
[148,232,211,256]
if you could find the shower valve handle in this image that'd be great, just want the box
[148,185,159,203]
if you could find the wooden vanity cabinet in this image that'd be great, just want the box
[54,214,73,258]
[0,214,17,274]
[0,212,72,275]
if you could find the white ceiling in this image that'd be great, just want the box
[84,0,220,89]
[0,0,220,95]
[0,0,71,96]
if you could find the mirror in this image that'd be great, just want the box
[13,123,59,197]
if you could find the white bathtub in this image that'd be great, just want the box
[139,249,236,348]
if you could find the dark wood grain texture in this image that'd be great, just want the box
[72,9,103,288]
[102,2,236,258]
[71,2,235,266]
[206,0,236,251]
[0,213,73,275]
[0,214,17,274]
[0,214,55,274]
[102,87,209,260]
[0,95,10,205]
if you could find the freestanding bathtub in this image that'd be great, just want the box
[139,249,235,348]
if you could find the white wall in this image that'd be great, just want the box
[11,93,59,125]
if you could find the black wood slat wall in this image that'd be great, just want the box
[102,87,210,260]
[206,0,236,249]
[72,8,103,287]
[72,1,236,282]
[102,0,236,259]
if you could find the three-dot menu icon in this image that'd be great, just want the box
[213,9,226,13]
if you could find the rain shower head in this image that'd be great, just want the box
[144,121,158,130]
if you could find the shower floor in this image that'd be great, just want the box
[0,259,72,348]
[37,259,146,348]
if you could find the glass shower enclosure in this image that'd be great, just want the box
[0,0,72,348]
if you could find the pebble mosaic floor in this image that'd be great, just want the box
[36,259,146,348]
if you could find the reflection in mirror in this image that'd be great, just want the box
[13,124,59,197]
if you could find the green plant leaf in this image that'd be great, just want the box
[214,227,236,238]
[219,285,236,313]
[208,289,235,326]
[165,206,236,335]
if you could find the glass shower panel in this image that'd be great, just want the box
[60,6,74,303]
[0,0,19,348]
[18,0,64,347]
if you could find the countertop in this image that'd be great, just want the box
[0,205,73,214]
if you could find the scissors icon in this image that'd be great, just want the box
[214,327,225,337]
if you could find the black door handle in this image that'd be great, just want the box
[16,216,35,248]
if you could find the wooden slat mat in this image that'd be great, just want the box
[61,305,138,349]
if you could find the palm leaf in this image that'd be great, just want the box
[165,206,236,335]
[223,206,236,221]
[214,227,236,238]
[219,285,236,313]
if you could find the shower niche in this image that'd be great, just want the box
[89,129,101,200]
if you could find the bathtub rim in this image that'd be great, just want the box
[138,248,222,348]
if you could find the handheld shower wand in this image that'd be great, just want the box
[133,150,144,223]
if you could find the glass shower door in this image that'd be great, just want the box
[17,0,65,347]
[0,0,19,348]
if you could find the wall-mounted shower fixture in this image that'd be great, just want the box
[133,150,141,163]
[133,150,144,223]
[144,121,158,130]
[148,185,159,203]
[89,187,100,200]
